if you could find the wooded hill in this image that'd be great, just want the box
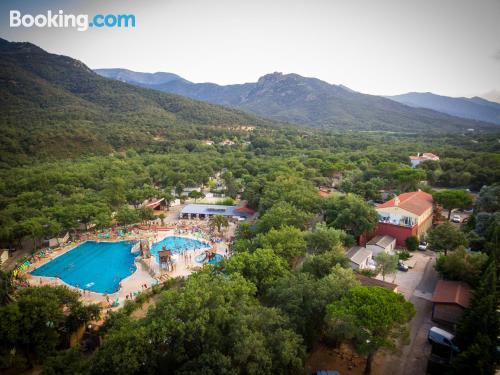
[0,38,275,166]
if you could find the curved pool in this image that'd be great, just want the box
[150,236,210,260]
[31,241,138,294]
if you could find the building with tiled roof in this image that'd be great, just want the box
[374,191,433,246]
[409,152,440,167]
[366,235,396,255]
[432,280,471,326]
[346,246,373,270]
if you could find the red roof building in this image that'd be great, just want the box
[375,191,433,246]
[432,280,471,326]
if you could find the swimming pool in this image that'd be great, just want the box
[31,241,138,294]
[150,236,210,260]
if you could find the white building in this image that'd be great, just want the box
[366,235,396,256]
[409,152,440,168]
[346,246,373,270]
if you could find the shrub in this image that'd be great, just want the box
[398,249,412,261]
[405,235,419,251]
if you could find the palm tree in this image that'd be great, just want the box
[209,215,229,234]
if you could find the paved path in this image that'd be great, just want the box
[378,251,438,375]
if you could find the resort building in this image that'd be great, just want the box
[346,246,372,270]
[409,152,440,168]
[432,280,471,327]
[366,235,396,256]
[375,191,433,246]
[180,204,253,220]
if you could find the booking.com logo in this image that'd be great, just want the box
[9,10,136,32]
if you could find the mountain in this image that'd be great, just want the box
[481,90,500,104]
[94,68,186,86]
[96,70,498,133]
[387,92,500,125]
[0,39,274,165]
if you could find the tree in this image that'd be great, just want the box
[256,226,307,264]
[374,252,398,281]
[301,248,348,278]
[304,223,346,254]
[324,194,378,238]
[0,286,99,367]
[93,210,112,230]
[259,176,322,214]
[91,273,305,374]
[223,248,290,295]
[188,190,205,202]
[433,189,473,220]
[208,214,229,234]
[137,207,155,223]
[326,286,415,374]
[475,184,500,213]
[161,191,174,211]
[405,235,419,251]
[393,167,426,192]
[158,213,166,226]
[266,266,358,347]
[451,262,498,374]
[427,222,468,255]
[42,348,90,375]
[257,202,313,233]
[115,206,140,227]
[19,217,45,251]
[434,247,488,286]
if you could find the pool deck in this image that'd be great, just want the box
[25,223,232,308]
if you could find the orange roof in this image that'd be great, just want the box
[235,206,255,214]
[319,191,331,197]
[422,152,439,160]
[377,191,433,216]
[432,280,471,308]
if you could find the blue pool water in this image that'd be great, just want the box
[207,253,223,265]
[150,236,210,260]
[31,241,138,294]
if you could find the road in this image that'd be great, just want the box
[377,251,439,375]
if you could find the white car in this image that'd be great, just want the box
[418,241,428,251]
[428,327,459,352]
[451,215,461,223]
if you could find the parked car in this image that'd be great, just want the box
[397,260,409,272]
[428,327,459,352]
[451,215,461,223]
[418,241,428,251]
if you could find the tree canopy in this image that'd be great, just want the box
[326,286,415,374]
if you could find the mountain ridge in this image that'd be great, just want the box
[387,91,500,125]
[95,69,499,132]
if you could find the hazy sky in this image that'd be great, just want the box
[1,0,499,97]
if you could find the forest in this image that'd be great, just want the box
[0,125,499,375]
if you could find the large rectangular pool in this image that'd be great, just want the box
[31,241,138,294]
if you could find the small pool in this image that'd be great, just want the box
[31,241,138,294]
[150,236,210,260]
[194,252,223,265]
[208,253,223,265]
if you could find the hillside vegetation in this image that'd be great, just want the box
[97,70,500,133]
[0,39,274,165]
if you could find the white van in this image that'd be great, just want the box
[428,327,459,352]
